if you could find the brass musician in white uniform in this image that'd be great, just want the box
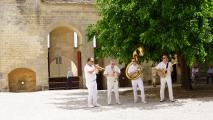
[84,57,101,107]
[104,60,121,105]
[155,54,175,102]
[128,58,146,103]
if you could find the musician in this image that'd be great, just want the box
[191,64,199,85]
[151,63,158,87]
[207,64,213,84]
[128,58,146,103]
[104,59,121,105]
[84,57,101,107]
[66,67,73,89]
[156,54,175,102]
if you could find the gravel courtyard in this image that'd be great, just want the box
[1,85,213,120]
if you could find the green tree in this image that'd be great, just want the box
[87,0,213,89]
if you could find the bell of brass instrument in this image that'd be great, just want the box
[125,63,143,80]
[125,46,144,80]
[95,64,105,71]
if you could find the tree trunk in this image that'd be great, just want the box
[177,53,192,89]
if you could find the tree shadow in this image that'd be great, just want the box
[48,85,213,112]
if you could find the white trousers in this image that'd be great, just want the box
[160,77,174,101]
[107,77,120,104]
[86,81,98,106]
[131,79,145,102]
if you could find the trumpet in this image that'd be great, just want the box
[95,64,105,71]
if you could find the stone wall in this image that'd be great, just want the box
[0,0,166,92]
[0,0,99,91]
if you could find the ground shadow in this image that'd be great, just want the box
[49,84,213,112]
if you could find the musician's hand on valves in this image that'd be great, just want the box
[95,68,99,73]
[95,64,104,71]
[137,68,140,72]
[113,71,119,78]
[136,67,141,73]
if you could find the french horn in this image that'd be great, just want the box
[125,46,144,80]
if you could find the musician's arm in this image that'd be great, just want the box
[103,67,109,77]
[103,66,113,77]
[155,68,162,72]
[88,67,98,74]
[128,66,137,76]
[114,66,121,76]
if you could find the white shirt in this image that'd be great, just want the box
[128,64,141,80]
[207,68,213,74]
[103,65,120,79]
[192,67,199,78]
[155,62,173,77]
[67,70,73,78]
[84,64,97,84]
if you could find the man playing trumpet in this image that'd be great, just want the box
[84,57,101,107]
[103,59,121,105]
[155,54,175,102]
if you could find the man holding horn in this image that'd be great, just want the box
[104,59,121,105]
[127,58,147,103]
[156,54,175,102]
[84,57,101,108]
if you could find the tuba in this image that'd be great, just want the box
[125,63,143,80]
[125,46,144,80]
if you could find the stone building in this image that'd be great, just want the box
[0,0,182,92]
[0,0,99,92]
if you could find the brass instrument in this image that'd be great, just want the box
[132,46,144,61]
[157,69,167,78]
[125,63,143,80]
[95,64,105,71]
[156,63,173,78]
[125,46,144,80]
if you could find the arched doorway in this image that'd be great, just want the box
[8,68,36,92]
[48,26,81,90]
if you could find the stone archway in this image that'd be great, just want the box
[8,68,36,92]
[48,26,81,89]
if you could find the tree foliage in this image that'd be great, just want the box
[87,0,213,65]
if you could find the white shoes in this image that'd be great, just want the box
[94,103,101,107]
[108,102,121,105]
[88,103,101,108]
[116,101,121,105]
[88,104,95,108]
